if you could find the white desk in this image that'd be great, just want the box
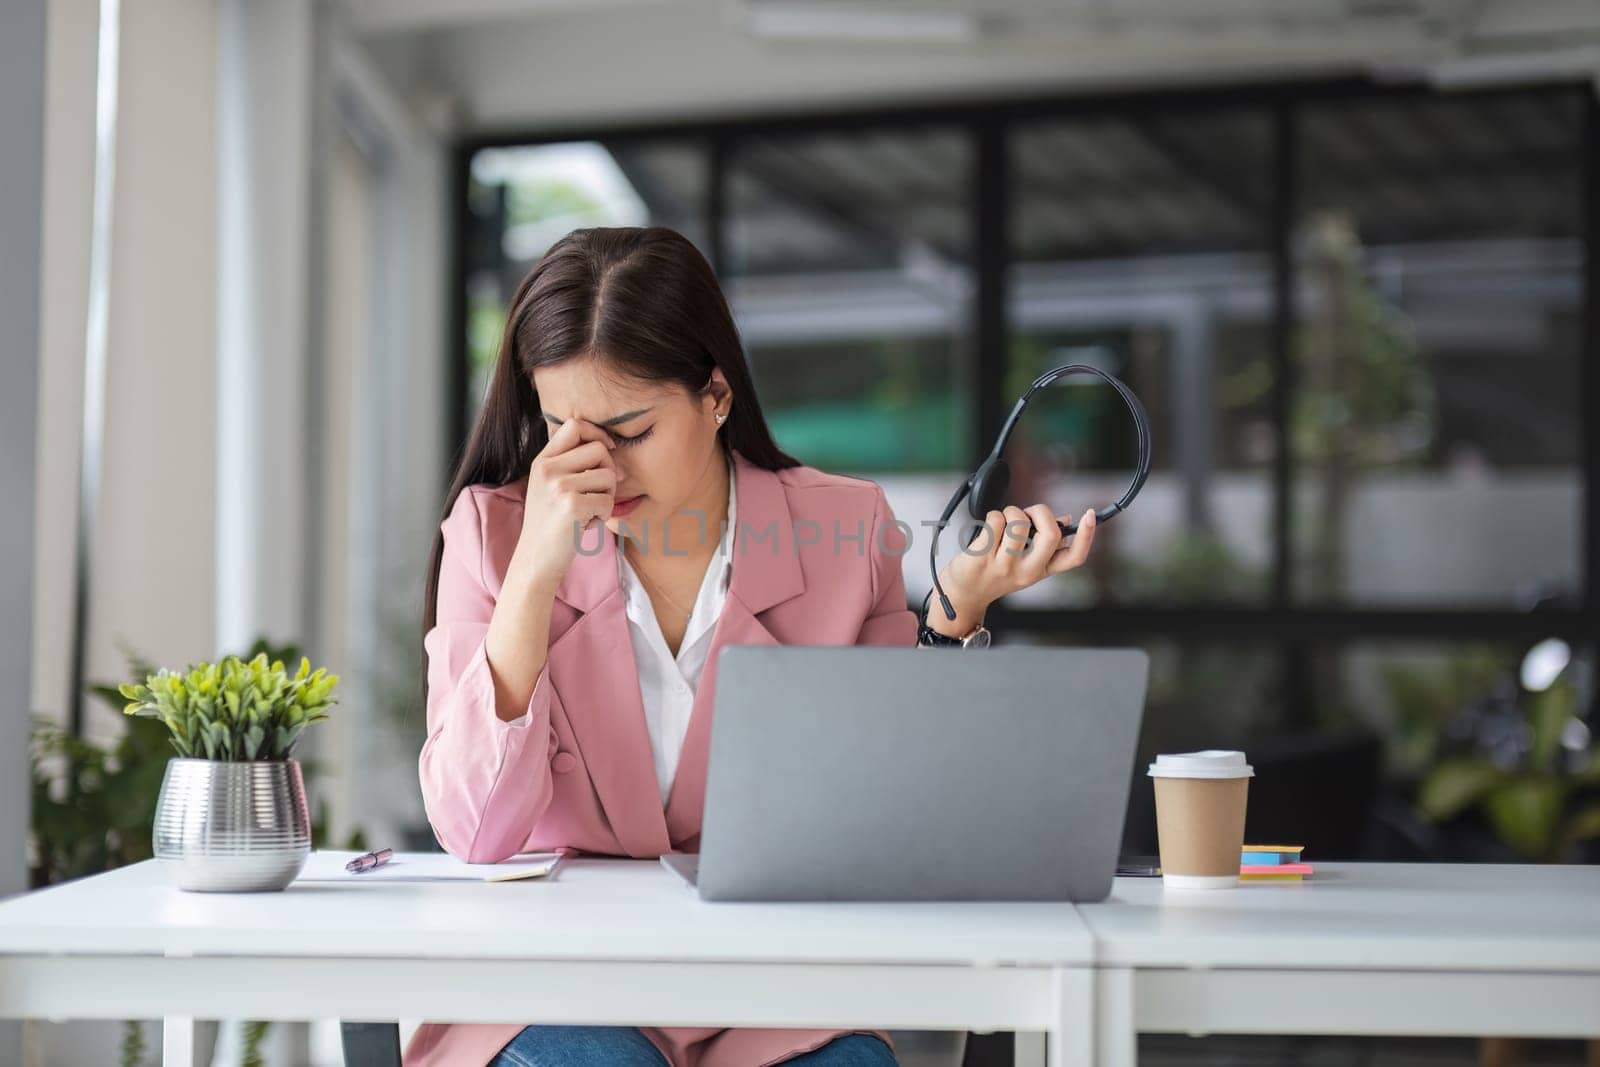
[1081,862,1600,1067]
[3,860,1596,1067]
[0,856,1097,1067]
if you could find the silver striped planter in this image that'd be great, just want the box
[153,758,311,892]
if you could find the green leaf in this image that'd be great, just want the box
[1559,803,1600,852]
[1483,776,1568,860]
[120,1019,147,1067]
[90,649,339,764]
[1527,681,1574,771]
[241,1020,270,1067]
[274,722,309,759]
[1417,758,1504,822]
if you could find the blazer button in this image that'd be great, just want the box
[551,751,578,774]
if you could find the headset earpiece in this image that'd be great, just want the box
[968,455,1011,518]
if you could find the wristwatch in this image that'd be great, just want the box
[916,589,991,648]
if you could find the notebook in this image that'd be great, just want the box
[295,850,565,883]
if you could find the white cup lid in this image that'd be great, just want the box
[1148,749,1254,779]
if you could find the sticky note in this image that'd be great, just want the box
[1241,861,1313,878]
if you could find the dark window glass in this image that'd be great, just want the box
[1292,92,1585,608]
[1007,112,1278,608]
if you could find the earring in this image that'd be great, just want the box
[715,412,727,425]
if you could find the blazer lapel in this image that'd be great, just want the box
[548,521,672,858]
[663,450,807,845]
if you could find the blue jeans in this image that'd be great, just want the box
[490,1026,897,1066]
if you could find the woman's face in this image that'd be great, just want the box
[532,358,731,546]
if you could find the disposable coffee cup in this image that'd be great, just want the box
[1147,750,1253,889]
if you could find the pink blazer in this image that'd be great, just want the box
[406,447,920,1067]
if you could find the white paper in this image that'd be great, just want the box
[296,850,564,883]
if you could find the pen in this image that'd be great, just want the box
[345,847,394,873]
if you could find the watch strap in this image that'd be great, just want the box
[917,589,987,647]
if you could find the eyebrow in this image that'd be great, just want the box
[541,406,654,429]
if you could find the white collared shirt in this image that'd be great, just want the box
[616,451,737,806]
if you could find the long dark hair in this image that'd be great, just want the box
[422,226,800,676]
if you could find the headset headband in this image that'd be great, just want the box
[927,363,1153,623]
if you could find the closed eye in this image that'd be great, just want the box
[613,426,654,447]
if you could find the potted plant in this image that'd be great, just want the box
[119,652,339,891]
[1414,641,1600,864]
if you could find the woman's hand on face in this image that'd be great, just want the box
[512,417,618,593]
[933,503,1096,627]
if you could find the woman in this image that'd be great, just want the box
[410,227,1097,1067]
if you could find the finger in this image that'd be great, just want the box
[961,510,1007,558]
[542,416,617,458]
[576,489,618,523]
[1045,508,1097,575]
[1020,503,1064,572]
[1000,506,1032,560]
[547,438,617,476]
[557,466,617,497]
[538,415,582,453]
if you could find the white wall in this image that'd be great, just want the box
[31,0,96,750]
[318,131,374,848]
[315,33,453,850]
[93,0,220,718]
[31,0,221,747]
[216,0,314,661]
[3,0,48,1059]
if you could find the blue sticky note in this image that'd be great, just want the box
[1241,851,1300,865]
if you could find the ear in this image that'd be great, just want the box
[704,367,732,408]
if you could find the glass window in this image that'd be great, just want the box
[723,127,974,608]
[1292,91,1586,608]
[1006,112,1278,608]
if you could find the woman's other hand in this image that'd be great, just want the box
[931,504,1096,630]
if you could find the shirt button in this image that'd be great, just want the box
[552,751,578,774]
[676,681,689,695]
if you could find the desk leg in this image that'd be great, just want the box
[1047,968,1094,1067]
[163,1015,196,1067]
[1095,968,1136,1067]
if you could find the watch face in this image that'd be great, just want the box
[963,628,992,648]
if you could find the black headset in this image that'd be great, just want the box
[927,363,1153,623]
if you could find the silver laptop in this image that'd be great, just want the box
[660,645,1148,902]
